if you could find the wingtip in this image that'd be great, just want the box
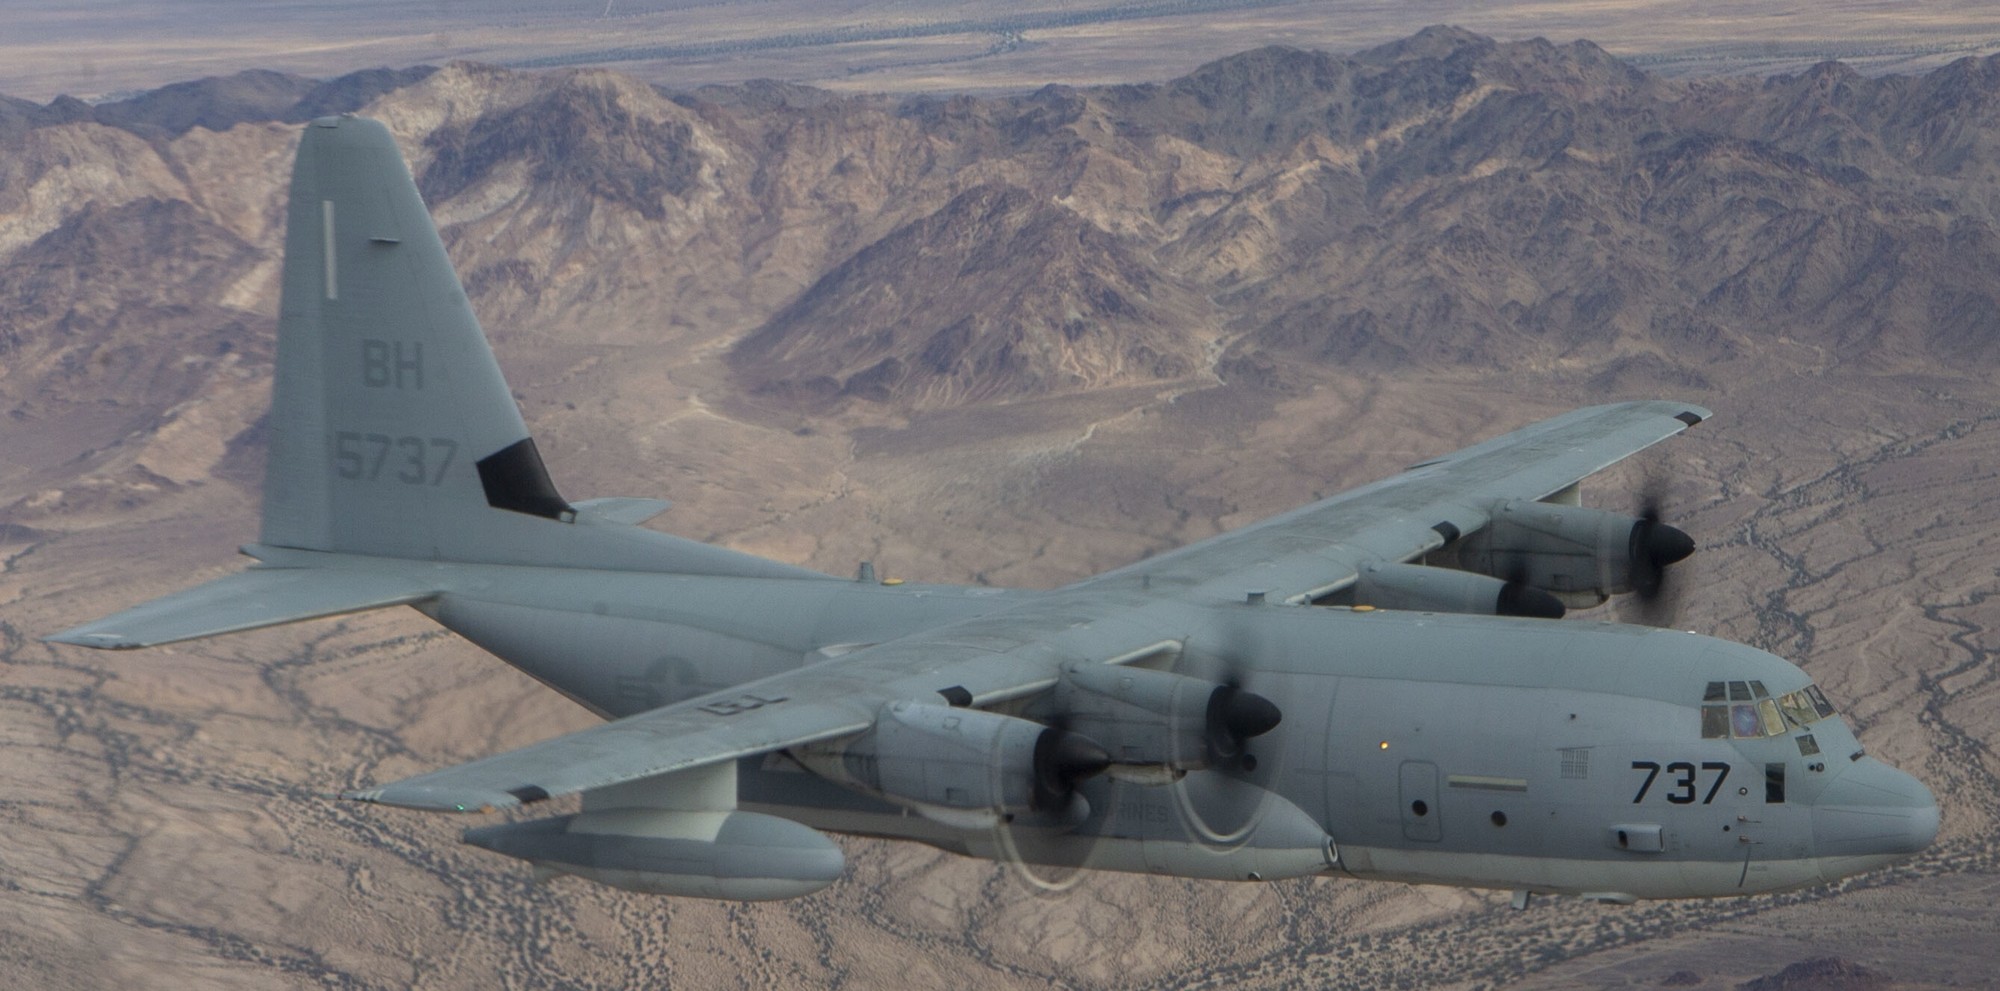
[43,628,143,649]
[341,786,517,814]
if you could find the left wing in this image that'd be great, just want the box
[346,618,1079,811]
[47,565,437,649]
[348,400,1707,812]
[347,679,877,811]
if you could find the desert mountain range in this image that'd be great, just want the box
[3,27,1999,990]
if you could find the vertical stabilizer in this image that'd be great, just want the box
[262,115,569,559]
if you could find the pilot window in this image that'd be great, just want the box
[1701,705,1731,739]
[1731,703,1763,738]
[1701,681,1841,740]
[1778,690,1819,727]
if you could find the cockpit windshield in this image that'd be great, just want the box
[1699,680,1836,740]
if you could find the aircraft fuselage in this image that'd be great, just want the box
[409,563,1936,901]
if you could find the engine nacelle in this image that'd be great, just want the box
[793,701,1108,828]
[1342,562,1565,618]
[1453,499,1693,605]
[463,808,844,900]
[1035,663,1282,782]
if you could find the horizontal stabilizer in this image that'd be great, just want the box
[572,497,673,526]
[45,567,436,649]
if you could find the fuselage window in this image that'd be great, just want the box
[1796,734,1820,757]
[1765,762,1786,803]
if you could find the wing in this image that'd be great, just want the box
[45,566,436,649]
[346,621,1076,812]
[347,400,1706,812]
[1075,399,1709,604]
[346,681,877,811]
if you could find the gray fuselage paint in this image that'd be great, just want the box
[424,576,1874,899]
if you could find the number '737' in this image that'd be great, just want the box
[1631,760,1732,804]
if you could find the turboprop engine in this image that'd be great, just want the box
[1332,562,1568,618]
[792,702,1112,829]
[1025,662,1282,784]
[1450,499,1694,608]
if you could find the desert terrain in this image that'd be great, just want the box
[6,0,2000,103]
[4,25,2000,991]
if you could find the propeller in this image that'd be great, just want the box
[1168,640,1287,850]
[992,653,1287,890]
[1501,560,1567,620]
[1628,476,1695,626]
[1029,718,1112,814]
[992,713,1113,894]
[1203,675,1282,767]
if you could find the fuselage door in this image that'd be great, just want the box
[1400,760,1442,842]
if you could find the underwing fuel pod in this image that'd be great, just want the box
[49,116,1937,907]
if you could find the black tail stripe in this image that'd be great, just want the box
[476,438,573,520]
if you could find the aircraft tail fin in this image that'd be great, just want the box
[253,117,821,579]
[261,114,568,560]
[48,118,825,652]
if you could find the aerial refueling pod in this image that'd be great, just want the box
[1339,562,1566,618]
[1451,499,1694,607]
[463,808,845,900]
[792,701,1112,829]
[1032,663,1283,783]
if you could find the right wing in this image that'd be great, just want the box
[1077,399,1710,604]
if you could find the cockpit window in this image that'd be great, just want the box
[1730,703,1763,738]
[1777,686,1837,728]
[1757,699,1785,736]
[1704,707,1736,739]
[1701,681,1839,739]
[1778,690,1819,727]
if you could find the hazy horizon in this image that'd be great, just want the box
[7,0,1999,103]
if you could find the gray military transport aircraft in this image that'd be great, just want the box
[51,116,1938,906]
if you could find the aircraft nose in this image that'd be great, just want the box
[1812,758,1938,871]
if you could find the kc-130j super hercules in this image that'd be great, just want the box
[52,116,1937,905]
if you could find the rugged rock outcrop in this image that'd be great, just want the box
[7,32,2000,416]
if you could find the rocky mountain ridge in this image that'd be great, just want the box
[4,27,1999,424]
